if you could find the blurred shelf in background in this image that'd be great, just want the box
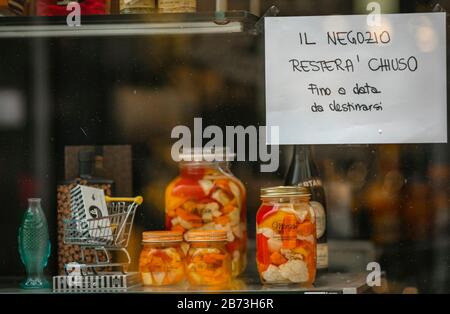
[0,11,259,38]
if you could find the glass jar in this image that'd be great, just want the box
[120,0,156,14]
[256,186,317,285]
[139,231,185,286]
[157,0,196,13]
[165,150,247,277]
[185,230,231,286]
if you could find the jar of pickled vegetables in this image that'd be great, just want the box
[139,231,185,286]
[185,230,232,286]
[256,186,317,285]
[165,149,247,277]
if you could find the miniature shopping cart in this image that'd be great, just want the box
[63,195,143,276]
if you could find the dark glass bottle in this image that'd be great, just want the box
[285,145,328,273]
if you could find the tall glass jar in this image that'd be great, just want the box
[185,230,231,286]
[139,231,185,286]
[165,150,247,277]
[256,186,317,285]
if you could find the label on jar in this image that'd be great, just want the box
[310,201,326,238]
[317,243,328,269]
[158,0,196,12]
[123,0,156,7]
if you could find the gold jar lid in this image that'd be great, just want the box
[178,147,235,162]
[185,230,228,242]
[142,231,183,243]
[260,186,311,198]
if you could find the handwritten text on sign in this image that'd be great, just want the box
[265,13,447,144]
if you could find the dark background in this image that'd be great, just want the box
[0,0,448,293]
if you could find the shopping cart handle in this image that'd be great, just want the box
[105,196,144,205]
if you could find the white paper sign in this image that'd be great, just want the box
[265,13,447,144]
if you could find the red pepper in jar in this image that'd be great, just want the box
[256,204,275,225]
[172,178,205,199]
[256,233,270,272]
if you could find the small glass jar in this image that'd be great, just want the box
[139,231,185,286]
[185,230,231,286]
[256,186,317,285]
[120,0,156,14]
[165,148,247,277]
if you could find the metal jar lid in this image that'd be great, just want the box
[142,231,183,243]
[185,230,228,242]
[177,147,235,162]
[260,186,311,198]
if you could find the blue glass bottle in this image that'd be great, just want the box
[18,198,51,289]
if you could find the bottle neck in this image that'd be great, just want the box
[292,145,317,177]
[285,145,324,187]
[28,198,42,211]
[292,145,312,163]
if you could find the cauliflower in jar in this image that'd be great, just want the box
[228,181,242,204]
[199,179,214,195]
[267,237,282,253]
[257,227,275,239]
[297,234,315,243]
[151,272,166,285]
[191,247,221,257]
[279,260,309,283]
[202,212,213,222]
[163,247,179,258]
[294,208,309,222]
[212,189,231,206]
[178,217,193,230]
[231,224,243,239]
[261,265,286,283]
[171,216,194,230]
[228,207,240,226]
[198,202,221,221]
[215,223,235,242]
[171,216,180,226]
